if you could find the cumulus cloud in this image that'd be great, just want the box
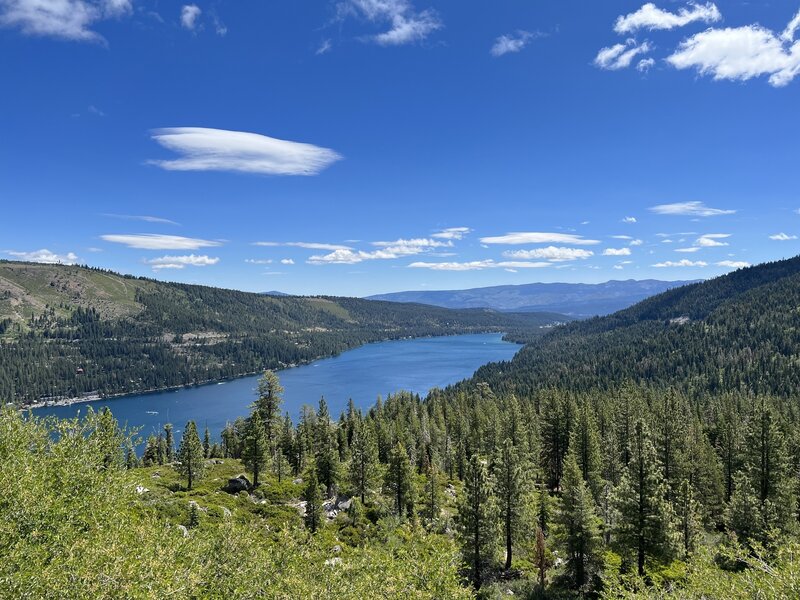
[181,4,201,30]
[408,260,551,271]
[614,2,721,34]
[0,0,132,42]
[149,127,342,176]
[649,201,735,217]
[339,0,442,46]
[595,39,652,70]
[717,260,750,268]
[491,30,539,57]
[147,254,219,271]
[101,234,222,250]
[630,239,644,246]
[652,259,708,267]
[432,227,471,240]
[770,232,798,241]
[667,9,800,87]
[280,258,295,265]
[5,248,79,264]
[603,247,632,256]
[503,246,594,262]
[480,232,600,245]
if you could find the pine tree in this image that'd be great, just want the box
[203,426,211,459]
[304,465,323,533]
[540,391,570,491]
[456,454,499,590]
[125,443,138,469]
[495,437,527,570]
[536,483,552,535]
[675,478,702,558]
[349,422,378,504]
[422,462,443,525]
[314,397,339,496]
[556,451,603,591]
[176,421,205,490]
[242,416,269,488]
[385,441,414,518]
[164,423,175,463]
[570,401,604,501]
[92,407,124,470]
[727,471,762,545]
[535,526,549,589]
[156,433,166,466]
[253,370,284,455]
[187,502,200,529]
[142,434,160,467]
[614,420,676,576]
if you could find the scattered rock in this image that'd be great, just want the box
[135,485,149,495]
[331,545,341,554]
[336,497,352,511]
[222,507,232,518]
[176,525,188,538]
[324,557,342,567]
[223,475,252,494]
[292,477,303,486]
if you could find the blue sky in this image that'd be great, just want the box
[1,0,799,296]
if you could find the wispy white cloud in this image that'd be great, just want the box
[0,0,131,42]
[622,216,637,223]
[652,259,708,267]
[149,127,342,176]
[480,232,600,245]
[432,227,471,240]
[254,241,352,251]
[245,259,273,265]
[637,57,655,72]
[280,258,295,265]
[491,30,540,57]
[717,260,750,268]
[649,201,735,217]
[770,232,798,241]
[630,239,644,246]
[308,237,450,264]
[614,2,721,35]
[694,233,730,247]
[595,39,652,70]
[103,213,180,225]
[101,234,222,250]
[338,0,442,46]
[147,254,219,271]
[503,246,594,262]
[5,248,80,264]
[675,247,701,253]
[667,9,800,87]
[603,247,632,256]
[181,4,201,30]
[408,260,551,271]
[316,38,332,54]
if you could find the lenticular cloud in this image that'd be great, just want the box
[149,127,342,176]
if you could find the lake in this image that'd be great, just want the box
[31,333,520,440]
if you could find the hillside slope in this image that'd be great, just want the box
[367,279,697,317]
[0,261,562,405]
[467,256,800,398]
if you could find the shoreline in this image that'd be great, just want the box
[22,330,519,411]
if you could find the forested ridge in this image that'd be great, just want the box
[0,260,560,404]
[472,255,800,397]
[4,256,800,598]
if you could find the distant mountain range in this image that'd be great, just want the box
[367,279,699,317]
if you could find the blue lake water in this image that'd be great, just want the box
[31,333,519,440]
